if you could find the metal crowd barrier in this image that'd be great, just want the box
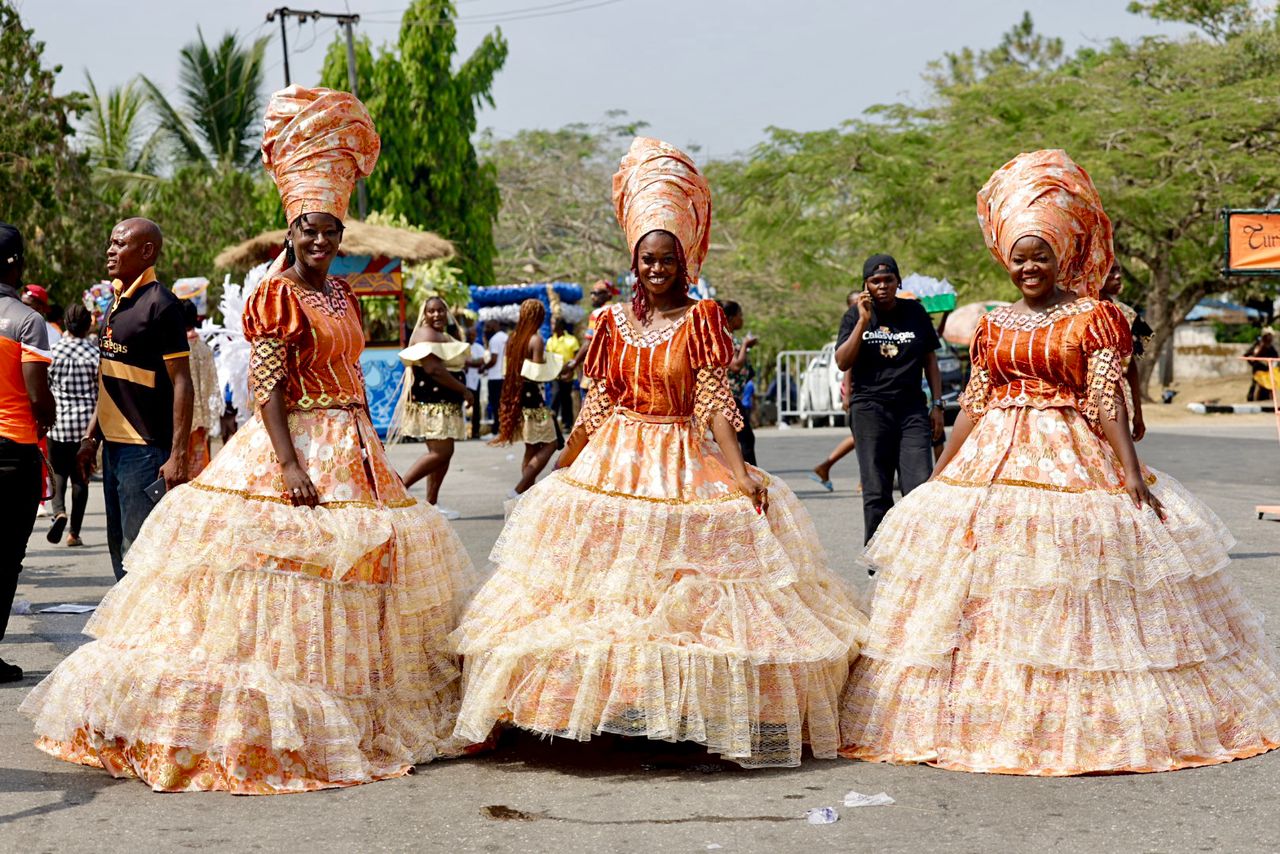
[775,349,847,427]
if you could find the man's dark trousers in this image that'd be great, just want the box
[0,437,42,642]
[102,441,168,581]
[851,397,932,544]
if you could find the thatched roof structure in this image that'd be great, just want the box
[215,220,454,271]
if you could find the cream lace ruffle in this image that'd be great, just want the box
[20,409,478,793]
[450,415,866,767]
[837,410,1280,774]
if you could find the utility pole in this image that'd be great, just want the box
[265,8,292,87]
[264,7,368,219]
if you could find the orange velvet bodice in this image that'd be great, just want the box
[960,298,1131,427]
[576,300,743,432]
[244,274,367,410]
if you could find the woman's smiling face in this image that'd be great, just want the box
[1008,235,1060,301]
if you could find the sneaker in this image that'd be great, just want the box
[46,513,68,543]
[436,506,462,521]
[35,503,48,518]
[66,533,84,547]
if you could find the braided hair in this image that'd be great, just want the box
[489,298,546,445]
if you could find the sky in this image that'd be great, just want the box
[21,0,1194,158]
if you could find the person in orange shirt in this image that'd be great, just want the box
[0,223,55,683]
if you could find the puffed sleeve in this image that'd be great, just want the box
[958,318,993,421]
[574,307,615,436]
[1081,300,1133,429]
[243,276,305,405]
[580,305,614,382]
[690,301,744,433]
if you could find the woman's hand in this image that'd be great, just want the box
[463,388,477,409]
[1125,470,1165,521]
[282,460,320,507]
[736,471,769,515]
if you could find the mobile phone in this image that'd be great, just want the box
[144,476,167,505]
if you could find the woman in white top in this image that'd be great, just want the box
[489,298,560,495]
[393,296,475,516]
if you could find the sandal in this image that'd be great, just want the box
[46,513,67,544]
[66,533,84,547]
[807,472,834,492]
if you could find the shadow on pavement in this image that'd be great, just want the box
[459,728,840,783]
[0,766,116,825]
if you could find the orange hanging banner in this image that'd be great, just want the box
[1224,210,1280,274]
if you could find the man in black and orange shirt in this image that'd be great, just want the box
[0,223,55,682]
[78,218,193,581]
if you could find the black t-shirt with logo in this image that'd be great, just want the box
[98,279,189,447]
[837,298,939,405]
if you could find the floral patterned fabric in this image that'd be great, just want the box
[838,306,1280,776]
[21,269,477,793]
[450,300,867,768]
[261,86,379,224]
[612,137,712,279]
[976,149,1114,298]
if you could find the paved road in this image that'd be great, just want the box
[2,418,1278,853]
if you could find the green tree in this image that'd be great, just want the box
[82,73,164,203]
[1125,0,1255,41]
[0,1,111,302]
[141,29,269,172]
[321,0,508,285]
[712,12,1280,396]
[138,167,277,282]
[482,115,645,283]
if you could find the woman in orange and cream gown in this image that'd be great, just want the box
[20,87,475,793]
[450,138,867,768]
[838,150,1280,775]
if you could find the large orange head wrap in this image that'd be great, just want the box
[261,86,380,225]
[612,137,712,281]
[976,149,1113,298]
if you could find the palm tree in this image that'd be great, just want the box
[141,29,269,172]
[81,72,164,201]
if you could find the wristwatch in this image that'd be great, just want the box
[932,399,945,410]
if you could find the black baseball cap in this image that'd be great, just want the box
[0,223,22,268]
[862,253,899,281]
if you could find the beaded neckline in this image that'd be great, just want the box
[986,298,1095,331]
[611,302,698,348]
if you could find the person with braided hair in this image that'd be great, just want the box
[489,298,560,496]
[450,138,867,769]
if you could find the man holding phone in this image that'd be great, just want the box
[835,254,943,547]
[77,218,193,581]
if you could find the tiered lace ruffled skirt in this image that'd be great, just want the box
[839,405,1280,775]
[451,410,867,767]
[20,406,476,793]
